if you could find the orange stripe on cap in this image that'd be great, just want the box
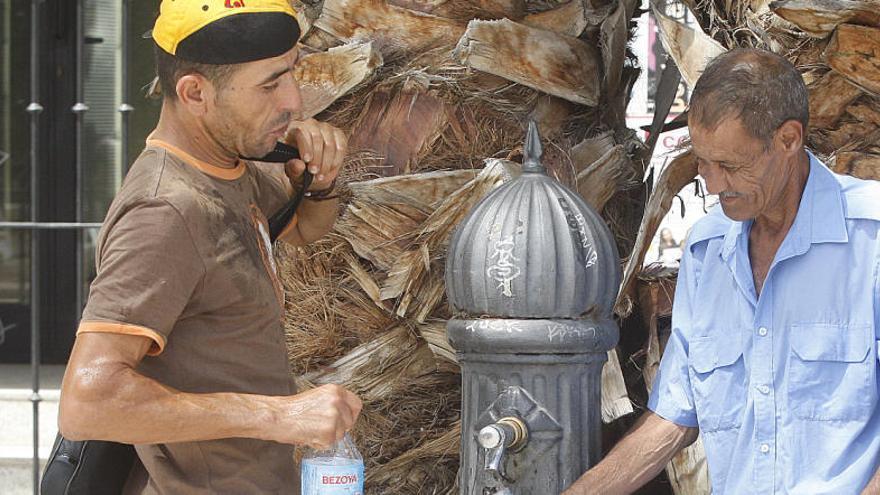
[77,321,167,357]
[147,139,246,180]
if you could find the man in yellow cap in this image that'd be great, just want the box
[57,1,361,493]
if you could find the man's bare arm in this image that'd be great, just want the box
[59,332,361,448]
[861,467,880,495]
[561,411,698,495]
[283,196,339,245]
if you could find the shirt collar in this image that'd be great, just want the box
[805,151,848,244]
[720,150,847,262]
[721,220,744,262]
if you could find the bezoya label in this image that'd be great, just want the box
[301,457,364,495]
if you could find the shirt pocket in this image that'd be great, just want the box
[788,323,874,421]
[688,333,747,432]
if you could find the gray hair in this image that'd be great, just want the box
[689,48,809,150]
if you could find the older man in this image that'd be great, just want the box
[58,1,361,493]
[564,48,880,494]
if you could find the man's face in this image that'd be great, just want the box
[690,118,789,222]
[205,46,303,159]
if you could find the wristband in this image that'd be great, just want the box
[304,179,338,200]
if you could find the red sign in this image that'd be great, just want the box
[322,474,359,485]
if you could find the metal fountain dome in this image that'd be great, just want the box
[445,120,620,320]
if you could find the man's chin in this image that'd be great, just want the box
[720,204,752,222]
[242,142,277,160]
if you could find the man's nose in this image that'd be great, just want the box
[698,160,726,195]
[278,73,303,118]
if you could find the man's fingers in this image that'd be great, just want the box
[337,401,355,432]
[320,133,337,180]
[318,128,346,184]
[284,159,306,180]
[335,128,348,168]
[293,127,314,164]
[324,128,348,184]
[331,387,357,430]
[307,129,325,175]
[342,390,363,422]
[321,384,358,426]
[279,385,363,448]
[282,120,349,191]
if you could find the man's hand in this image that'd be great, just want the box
[561,411,697,495]
[269,384,363,449]
[283,118,348,192]
[274,118,347,244]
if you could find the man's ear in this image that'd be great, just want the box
[175,74,214,116]
[776,119,804,154]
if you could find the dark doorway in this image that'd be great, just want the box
[0,0,161,364]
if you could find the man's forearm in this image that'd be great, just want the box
[562,412,698,495]
[61,360,278,444]
[291,196,338,244]
[59,333,360,447]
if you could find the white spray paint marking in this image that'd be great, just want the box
[487,235,521,297]
[558,197,599,271]
[546,324,597,342]
[466,320,523,334]
[572,211,598,269]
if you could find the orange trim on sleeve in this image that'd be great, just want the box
[146,138,246,181]
[277,213,300,244]
[77,321,167,357]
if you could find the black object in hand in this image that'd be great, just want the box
[245,141,313,242]
[251,140,301,163]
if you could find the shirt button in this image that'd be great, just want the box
[757,385,770,395]
[760,443,770,453]
[758,327,768,336]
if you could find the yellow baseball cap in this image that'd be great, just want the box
[151,0,300,64]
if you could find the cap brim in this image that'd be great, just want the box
[174,12,300,65]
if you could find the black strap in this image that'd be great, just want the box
[241,141,313,242]
[268,171,312,242]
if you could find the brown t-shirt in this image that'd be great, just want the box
[78,140,300,494]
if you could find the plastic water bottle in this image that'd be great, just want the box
[301,433,364,495]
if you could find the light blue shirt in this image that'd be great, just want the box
[648,153,880,494]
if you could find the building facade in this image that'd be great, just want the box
[0,0,160,363]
